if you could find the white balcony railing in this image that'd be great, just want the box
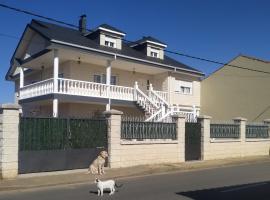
[58,78,134,101]
[19,78,54,99]
[19,78,135,101]
[19,78,197,122]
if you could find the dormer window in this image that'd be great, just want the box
[150,48,159,58]
[104,36,116,48]
[130,36,167,60]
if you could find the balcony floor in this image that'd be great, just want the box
[19,93,137,107]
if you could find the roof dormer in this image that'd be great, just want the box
[130,36,167,60]
[86,23,125,50]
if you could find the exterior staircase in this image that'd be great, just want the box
[133,82,198,122]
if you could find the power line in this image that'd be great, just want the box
[0,3,77,28]
[1,3,270,75]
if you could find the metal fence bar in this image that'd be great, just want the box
[210,123,240,138]
[246,125,269,138]
[121,120,177,140]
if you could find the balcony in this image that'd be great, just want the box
[19,78,168,103]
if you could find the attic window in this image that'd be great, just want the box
[150,48,159,58]
[104,36,116,48]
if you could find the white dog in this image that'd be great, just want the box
[95,178,123,196]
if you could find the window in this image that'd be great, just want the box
[175,80,193,95]
[110,76,117,85]
[93,74,117,85]
[150,48,160,58]
[94,75,102,83]
[58,73,64,78]
[104,36,116,48]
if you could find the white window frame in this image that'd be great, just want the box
[104,36,116,48]
[175,80,193,95]
[150,48,160,58]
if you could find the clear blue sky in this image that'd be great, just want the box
[1,0,270,103]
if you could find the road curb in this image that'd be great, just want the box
[0,156,269,193]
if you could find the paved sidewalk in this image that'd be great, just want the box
[0,156,269,192]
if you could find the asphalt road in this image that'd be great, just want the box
[1,161,270,200]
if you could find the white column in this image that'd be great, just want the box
[53,99,58,118]
[53,49,59,118]
[53,49,59,93]
[19,67,24,88]
[106,60,111,111]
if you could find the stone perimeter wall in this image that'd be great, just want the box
[0,104,269,179]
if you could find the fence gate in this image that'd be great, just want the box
[19,117,107,174]
[185,122,201,161]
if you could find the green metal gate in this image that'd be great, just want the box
[19,117,107,173]
[185,122,201,161]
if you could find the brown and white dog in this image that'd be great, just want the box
[87,150,108,175]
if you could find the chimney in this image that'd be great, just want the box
[79,14,87,34]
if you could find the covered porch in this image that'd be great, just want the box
[18,46,170,118]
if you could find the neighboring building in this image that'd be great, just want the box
[5,15,204,121]
[201,55,270,122]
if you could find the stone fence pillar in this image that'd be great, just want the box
[197,115,212,160]
[233,117,247,157]
[172,115,186,162]
[0,104,21,179]
[103,109,123,168]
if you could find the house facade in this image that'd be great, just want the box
[6,15,204,121]
[201,55,270,122]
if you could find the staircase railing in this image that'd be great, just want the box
[147,84,169,107]
[134,82,159,116]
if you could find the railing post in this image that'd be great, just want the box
[192,105,197,122]
[149,83,153,91]
[0,104,21,179]
[103,109,123,168]
[172,114,186,162]
[233,117,247,157]
[134,81,138,101]
[197,115,212,160]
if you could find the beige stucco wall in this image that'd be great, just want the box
[168,73,201,107]
[67,60,167,92]
[204,140,270,160]
[117,142,181,167]
[22,101,144,118]
[201,56,270,122]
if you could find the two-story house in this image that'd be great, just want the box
[5,15,204,122]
